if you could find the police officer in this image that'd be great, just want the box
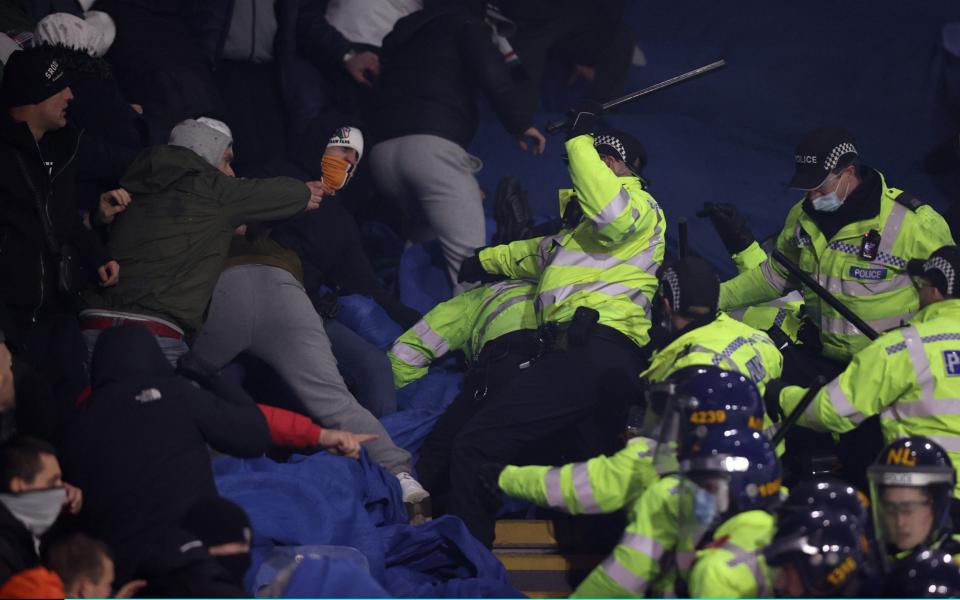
[496,367,768,597]
[387,279,539,496]
[764,509,869,598]
[885,548,960,598]
[450,102,664,546]
[644,256,784,397]
[720,127,953,375]
[678,428,782,598]
[867,437,960,569]
[768,246,960,482]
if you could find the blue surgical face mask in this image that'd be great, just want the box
[693,486,719,526]
[810,173,849,212]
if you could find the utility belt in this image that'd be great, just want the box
[537,306,640,356]
[466,329,541,402]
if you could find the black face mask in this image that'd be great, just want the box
[216,553,252,583]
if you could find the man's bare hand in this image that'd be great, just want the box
[305,181,325,210]
[115,580,147,598]
[516,126,546,156]
[98,188,132,224]
[98,260,120,287]
[63,482,83,514]
[318,429,379,459]
[345,51,380,87]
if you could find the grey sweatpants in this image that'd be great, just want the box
[191,264,412,474]
[370,134,486,294]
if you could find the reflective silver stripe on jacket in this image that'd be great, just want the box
[818,271,913,297]
[760,260,789,292]
[544,467,567,511]
[538,281,651,313]
[474,292,536,352]
[390,341,431,368]
[413,319,450,355]
[600,554,650,593]
[820,377,867,426]
[723,541,769,597]
[820,312,912,337]
[880,327,960,430]
[595,188,633,229]
[686,345,739,372]
[620,532,667,561]
[572,462,601,512]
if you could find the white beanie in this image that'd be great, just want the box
[326,126,364,162]
[169,118,233,168]
[34,12,115,58]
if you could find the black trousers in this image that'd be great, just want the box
[445,327,647,547]
[780,342,882,491]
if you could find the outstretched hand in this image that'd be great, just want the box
[318,429,379,459]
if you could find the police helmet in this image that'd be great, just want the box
[765,508,868,598]
[645,365,766,472]
[867,437,956,565]
[779,477,870,525]
[885,548,960,598]
[677,428,781,551]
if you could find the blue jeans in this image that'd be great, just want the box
[324,318,397,417]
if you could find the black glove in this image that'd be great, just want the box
[696,202,756,255]
[457,254,487,283]
[763,379,788,423]
[478,462,506,512]
[567,100,603,139]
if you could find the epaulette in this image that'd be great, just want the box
[894,191,924,212]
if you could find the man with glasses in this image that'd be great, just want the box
[867,437,960,570]
[766,246,960,481]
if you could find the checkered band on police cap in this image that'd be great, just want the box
[926,256,957,297]
[662,266,682,311]
[910,246,960,298]
[823,142,858,171]
[594,134,627,163]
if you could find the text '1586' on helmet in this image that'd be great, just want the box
[765,508,870,598]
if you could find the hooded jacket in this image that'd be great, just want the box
[58,324,271,583]
[0,115,110,333]
[84,144,309,334]
[372,4,534,148]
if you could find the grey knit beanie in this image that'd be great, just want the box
[168,117,233,168]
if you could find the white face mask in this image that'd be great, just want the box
[0,487,66,536]
[810,173,849,212]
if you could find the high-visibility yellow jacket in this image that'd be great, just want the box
[478,134,665,348]
[387,280,538,388]
[642,313,784,396]
[497,437,659,516]
[687,510,776,598]
[719,172,952,361]
[779,299,960,495]
[726,241,804,342]
[571,476,681,598]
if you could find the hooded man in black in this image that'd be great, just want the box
[58,324,271,584]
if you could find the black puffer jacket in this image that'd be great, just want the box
[0,116,110,332]
[0,501,37,586]
[58,324,271,583]
[373,4,534,148]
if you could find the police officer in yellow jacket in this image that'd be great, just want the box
[387,279,540,496]
[453,102,663,546]
[678,428,782,598]
[498,366,771,597]
[719,128,952,376]
[643,256,784,397]
[767,246,960,491]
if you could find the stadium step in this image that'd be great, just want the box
[493,519,604,597]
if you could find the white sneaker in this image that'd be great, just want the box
[396,472,430,504]
[396,472,431,524]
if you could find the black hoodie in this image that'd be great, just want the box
[372,3,534,148]
[58,324,270,583]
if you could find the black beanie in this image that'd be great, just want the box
[180,496,252,548]
[656,256,720,315]
[0,47,70,107]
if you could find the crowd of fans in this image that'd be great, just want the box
[0,0,636,597]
